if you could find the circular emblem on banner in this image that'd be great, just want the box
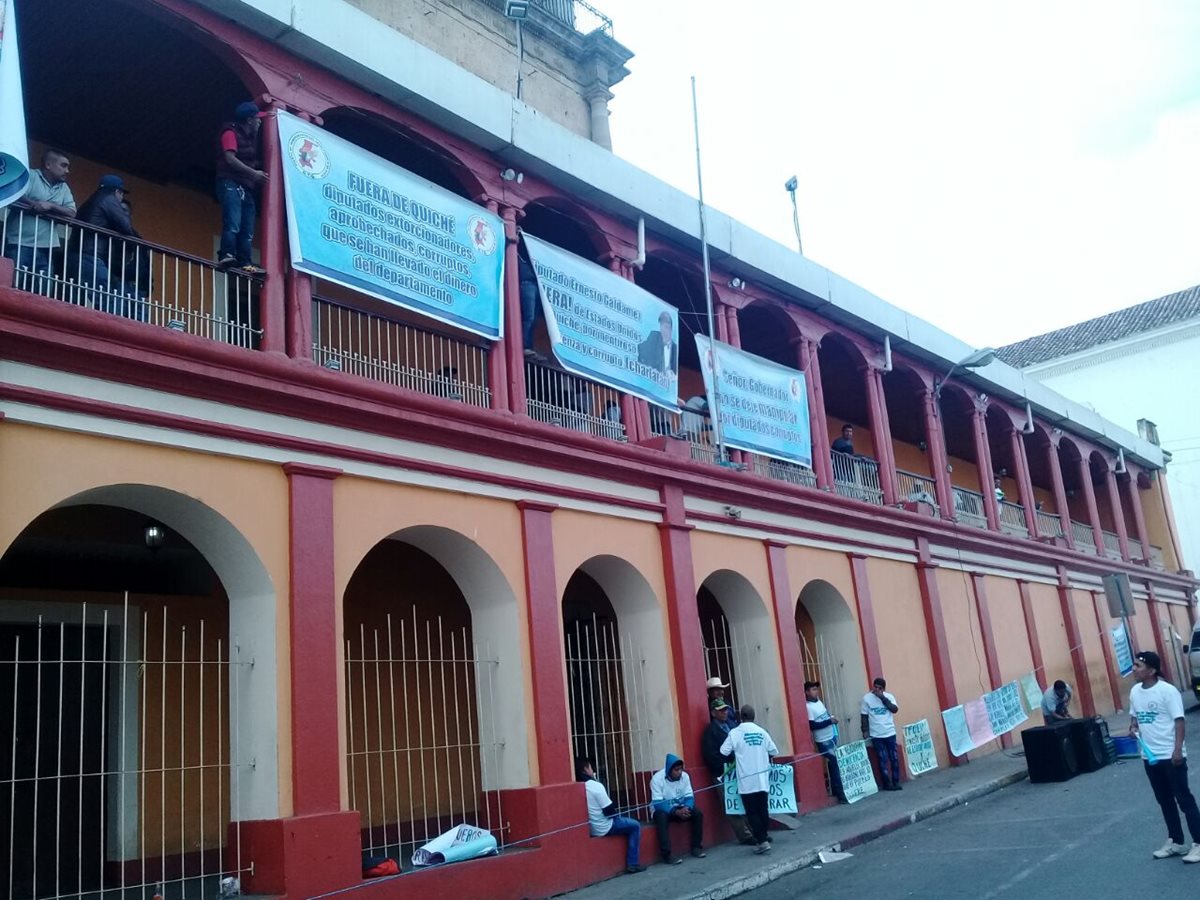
[288,132,330,179]
[467,215,498,255]
[789,377,802,399]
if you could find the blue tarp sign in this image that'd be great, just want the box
[276,110,504,340]
[1112,623,1134,676]
[522,232,680,410]
[694,335,812,467]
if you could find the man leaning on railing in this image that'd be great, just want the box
[74,175,147,321]
[2,148,76,287]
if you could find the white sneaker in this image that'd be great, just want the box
[1153,840,1188,859]
[1182,843,1200,864]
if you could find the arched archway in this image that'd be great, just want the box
[697,570,789,752]
[0,484,277,897]
[938,384,988,528]
[738,301,799,367]
[562,556,674,807]
[795,580,866,731]
[342,525,527,861]
[882,365,936,501]
[986,405,1026,535]
[818,334,884,504]
[1057,438,1094,552]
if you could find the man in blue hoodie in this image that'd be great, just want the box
[650,753,706,865]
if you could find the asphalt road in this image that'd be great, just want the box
[747,710,1200,899]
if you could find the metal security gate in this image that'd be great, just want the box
[0,598,250,900]
[701,612,768,717]
[564,615,653,811]
[796,629,850,797]
[344,612,505,867]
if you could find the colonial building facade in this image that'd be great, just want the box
[0,2,1194,899]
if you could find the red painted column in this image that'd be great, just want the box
[809,341,835,489]
[284,266,313,361]
[872,369,900,505]
[922,388,954,519]
[764,541,829,807]
[715,302,730,342]
[725,304,742,348]
[256,105,287,354]
[517,500,572,783]
[1145,585,1175,686]
[1125,471,1152,561]
[1078,457,1107,557]
[969,574,1011,747]
[1017,580,1045,678]
[1091,591,1124,712]
[863,367,898,505]
[848,553,884,681]
[1056,566,1096,717]
[1010,430,1039,537]
[1046,437,1075,549]
[915,540,963,764]
[1105,469,1132,561]
[500,205,525,415]
[798,338,832,489]
[660,485,712,752]
[234,463,360,899]
[971,406,1000,531]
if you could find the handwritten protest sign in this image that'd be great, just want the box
[1019,672,1043,712]
[964,697,996,746]
[942,705,974,757]
[833,740,878,804]
[984,681,1028,736]
[903,720,938,777]
[1112,623,1134,676]
[723,764,798,815]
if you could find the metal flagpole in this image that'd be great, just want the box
[690,75,727,462]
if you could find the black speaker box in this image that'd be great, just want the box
[1022,724,1079,783]
[1065,718,1108,773]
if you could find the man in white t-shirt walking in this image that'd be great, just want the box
[720,704,778,855]
[861,677,902,791]
[1129,650,1200,863]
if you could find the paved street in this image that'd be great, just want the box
[746,710,1200,899]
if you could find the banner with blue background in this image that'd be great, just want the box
[0,0,32,208]
[276,110,504,339]
[522,233,680,410]
[695,335,812,467]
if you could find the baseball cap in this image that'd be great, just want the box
[234,101,261,120]
[1135,650,1161,675]
[709,698,729,711]
[99,174,128,192]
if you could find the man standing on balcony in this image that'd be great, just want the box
[861,677,902,791]
[3,148,75,282]
[215,102,268,274]
[75,175,143,319]
[831,424,855,455]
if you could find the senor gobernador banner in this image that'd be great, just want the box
[695,334,812,468]
[522,232,680,411]
[276,109,504,340]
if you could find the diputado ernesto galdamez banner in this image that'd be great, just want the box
[276,110,504,340]
[522,233,680,410]
[694,335,812,468]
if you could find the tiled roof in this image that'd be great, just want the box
[996,284,1200,368]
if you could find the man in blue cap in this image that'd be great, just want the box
[74,175,144,319]
[215,101,268,273]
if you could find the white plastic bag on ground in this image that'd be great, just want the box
[411,824,498,867]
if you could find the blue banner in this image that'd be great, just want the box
[522,233,680,410]
[695,335,812,467]
[0,0,31,208]
[276,110,504,339]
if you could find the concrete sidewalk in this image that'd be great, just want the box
[557,706,1190,900]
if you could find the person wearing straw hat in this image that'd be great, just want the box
[1129,650,1200,863]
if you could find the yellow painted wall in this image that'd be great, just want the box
[1141,476,1181,570]
[0,422,293,812]
[947,454,984,493]
[891,439,935,479]
[867,559,947,768]
[936,568,999,755]
[1071,589,1113,716]
[1027,582,1073,703]
[981,577,1037,740]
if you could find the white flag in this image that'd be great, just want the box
[0,0,30,208]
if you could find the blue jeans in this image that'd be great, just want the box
[872,735,901,786]
[78,254,147,321]
[217,178,257,265]
[519,278,539,348]
[605,815,641,868]
[815,737,844,799]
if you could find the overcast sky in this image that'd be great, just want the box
[598,0,1200,349]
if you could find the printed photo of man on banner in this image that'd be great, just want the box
[521,232,680,410]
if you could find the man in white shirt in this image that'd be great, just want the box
[1129,651,1200,863]
[720,704,778,855]
[860,677,902,791]
[806,681,845,803]
[3,149,76,280]
[577,758,644,874]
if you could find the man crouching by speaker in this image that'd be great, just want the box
[1129,650,1200,863]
